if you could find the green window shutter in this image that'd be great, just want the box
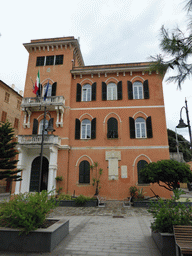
[51,82,57,96]
[143,80,149,99]
[32,119,38,135]
[127,81,133,100]
[102,82,107,100]
[146,116,153,138]
[91,118,96,139]
[92,82,97,101]
[75,119,80,139]
[117,81,122,100]
[129,117,135,138]
[76,83,81,102]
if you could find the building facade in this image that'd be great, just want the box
[0,80,23,192]
[14,37,170,199]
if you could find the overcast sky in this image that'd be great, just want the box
[0,0,192,141]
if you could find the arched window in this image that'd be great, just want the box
[81,119,91,139]
[39,119,49,135]
[107,83,117,100]
[79,160,90,183]
[133,81,143,99]
[82,84,91,101]
[137,160,148,184]
[107,117,118,138]
[135,117,146,138]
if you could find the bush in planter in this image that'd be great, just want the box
[57,193,73,201]
[0,190,57,234]
[149,189,192,233]
[75,195,96,206]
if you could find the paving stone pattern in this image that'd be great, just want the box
[1,201,161,256]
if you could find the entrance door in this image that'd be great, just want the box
[30,156,49,192]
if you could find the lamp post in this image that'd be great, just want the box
[176,98,192,149]
[38,106,55,193]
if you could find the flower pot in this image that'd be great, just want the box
[0,218,69,252]
[151,230,176,256]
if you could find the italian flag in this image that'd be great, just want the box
[33,70,40,94]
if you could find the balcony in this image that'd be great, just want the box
[18,135,61,147]
[21,96,65,112]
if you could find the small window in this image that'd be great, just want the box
[36,56,45,66]
[107,117,118,138]
[46,56,54,66]
[14,118,19,129]
[1,111,7,122]
[133,81,143,99]
[137,160,148,184]
[107,83,117,100]
[39,119,49,135]
[55,55,63,65]
[81,119,91,139]
[82,84,91,101]
[135,118,146,138]
[79,160,90,184]
[4,92,10,103]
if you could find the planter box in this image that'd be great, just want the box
[57,200,98,207]
[132,200,150,207]
[0,218,69,252]
[152,230,176,256]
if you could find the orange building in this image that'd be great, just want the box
[14,36,171,199]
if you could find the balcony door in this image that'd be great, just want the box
[29,156,49,192]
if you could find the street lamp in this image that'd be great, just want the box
[176,98,192,148]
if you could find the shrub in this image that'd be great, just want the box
[58,193,73,201]
[75,195,95,206]
[129,186,137,198]
[149,189,192,233]
[0,190,56,234]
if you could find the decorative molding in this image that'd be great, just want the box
[71,105,165,111]
[103,112,122,124]
[71,146,169,150]
[75,155,94,166]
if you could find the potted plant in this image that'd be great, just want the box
[149,189,192,256]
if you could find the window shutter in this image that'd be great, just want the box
[107,118,118,138]
[75,119,80,139]
[92,82,96,101]
[143,80,149,99]
[127,81,133,99]
[84,161,90,183]
[129,117,135,138]
[146,116,153,138]
[102,82,107,100]
[32,119,38,135]
[37,84,42,97]
[76,83,81,102]
[79,162,84,183]
[51,82,57,96]
[117,81,122,100]
[48,118,54,130]
[91,118,96,139]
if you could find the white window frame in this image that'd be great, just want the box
[81,119,91,139]
[135,117,146,138]
[133,81,143,99]
[82,84,91,101]
[107,83,117,100]
[39,119,49,135]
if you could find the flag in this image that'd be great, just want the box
[33,70,40,95]
[44,80,49,101]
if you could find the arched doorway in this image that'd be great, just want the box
[30,156,49,192]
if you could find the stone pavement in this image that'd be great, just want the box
[0,201,161,256]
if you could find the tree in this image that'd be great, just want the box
[139,159,192,191]
[0,121,22,182]
[90,162,103,196]
[168,129,192,162]
[150,0,192,88]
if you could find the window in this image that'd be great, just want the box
[81,119,91,139]
[36,56,45,66]
[127,80,149,100]
[4,92,10,103]
[76,83,96,102]
[102,81,122,101]
[75,118,96,140]
[137,160,148,184]
[79,160,90,184]
[17,100,21,110]
[107,83,117,100]
[133,81,143,99]
[43,83,52,98]
[36,55,64,66]
[14,118,19,129]
[107,117,118,138]
[39,119,49,135]
[1,111,7,122]
[135,118,146,138]
[82,84,91,101]
[129,116,153,139]
[46,56,54,66]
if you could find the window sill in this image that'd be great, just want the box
[77,183,91,187]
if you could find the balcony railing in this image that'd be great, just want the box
[18,135,61,146]
[21,96,65,111]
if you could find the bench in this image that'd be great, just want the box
[97,195,106,207]
[173,225,192,256]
